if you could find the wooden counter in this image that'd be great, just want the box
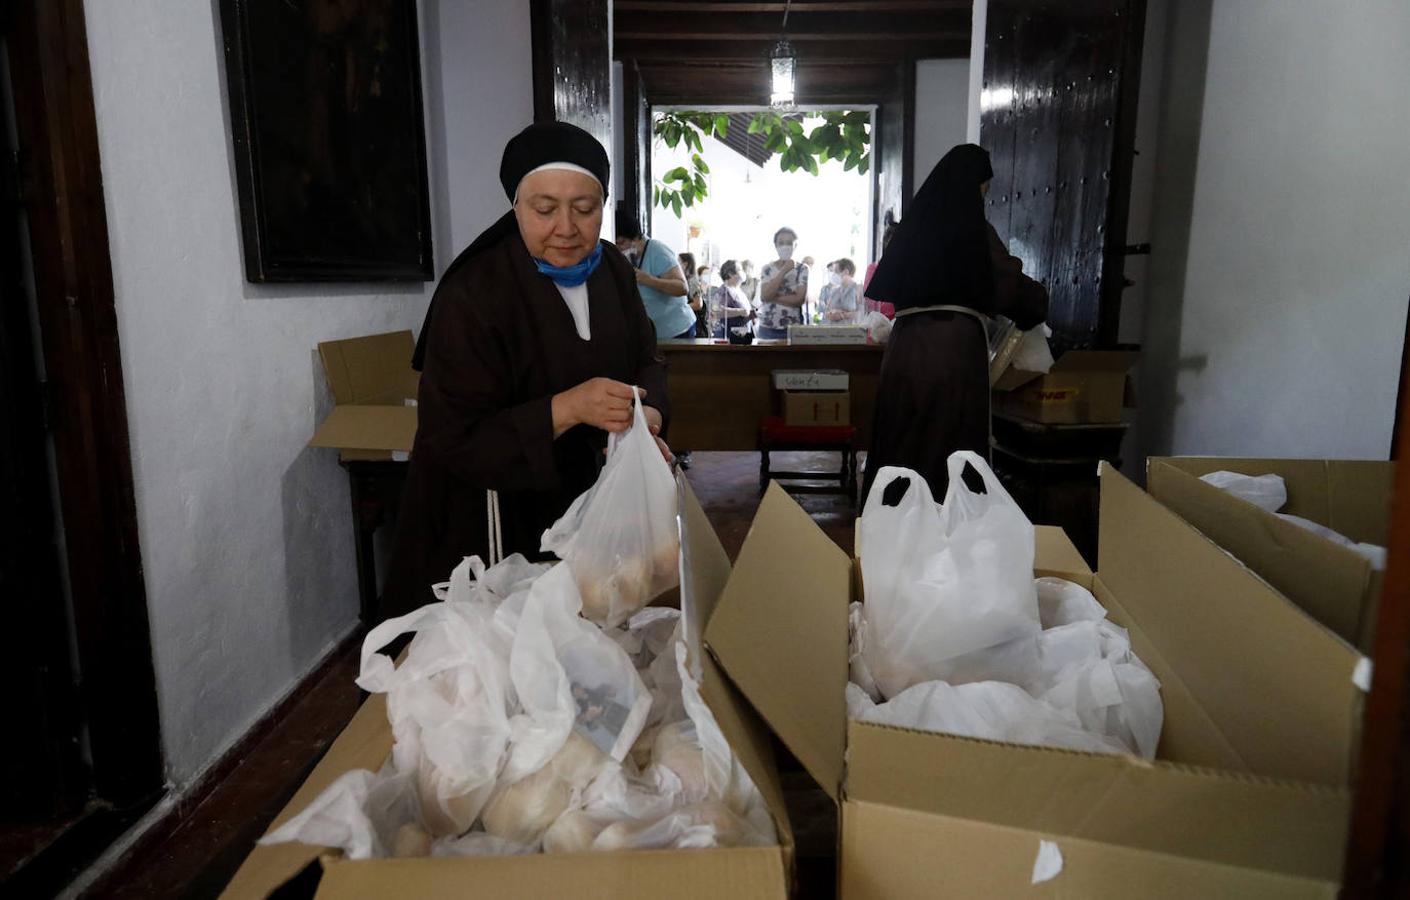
[658,339,884,450]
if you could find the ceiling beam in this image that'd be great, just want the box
[616,37,970,61]
[617,31,965,41]
[617,1,969,11]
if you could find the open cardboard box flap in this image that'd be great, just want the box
[318,331,420,405]
[705,484,851,800]
[706,470,1359,892]
[1100,464,1363,786]
[703,484,1093,802]
[1147,457,1390,650]
[222,480,793,900]
[308,331,421,454]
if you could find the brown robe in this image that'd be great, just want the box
[861,224,1048,503]
[381,233,668,620]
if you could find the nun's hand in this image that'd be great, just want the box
[641,405,675,465]
[554,377,636,435]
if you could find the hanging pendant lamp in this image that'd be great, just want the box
[770,1,796,109]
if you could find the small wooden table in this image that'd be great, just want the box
[658,339,884,450]
[339,456,408,626]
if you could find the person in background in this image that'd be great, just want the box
[615,210,696,340]
[709,259,755,339]
[679,252,706,336]
[757,227,808,340]
[385,122,672,621]
[861,144,1047,503]
[693,265,715,335]
[819,257,861,323]
[802,255,820,313]
[863,222,899,319]
[740,259,759,303]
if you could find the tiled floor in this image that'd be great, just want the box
[81,451,852,899]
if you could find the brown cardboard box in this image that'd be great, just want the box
[220,479,794,900]
[1147,456,1392,653]
[992,350,1138,424]
[705,465,1361,899]
[308,331,420,459]
[782,390,850,427]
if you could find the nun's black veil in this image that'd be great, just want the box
[865,143,996,314]
[412,122,611,371]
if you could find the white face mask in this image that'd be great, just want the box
[829,272,842,287]
[775,243,795,261]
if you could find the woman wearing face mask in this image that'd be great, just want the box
[757,227,808,340]
[709,259,756,339]
[383,122,674,622]
[614,211,695,341]
[818,258,861,323]
[861,144,1048,503]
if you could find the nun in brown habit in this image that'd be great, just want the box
[861,144,1048,503]
[382,122,672,621]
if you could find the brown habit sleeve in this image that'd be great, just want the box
[416,277,560,492]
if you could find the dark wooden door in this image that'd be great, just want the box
[531,0,612,151]
[2,1,165,893]
[0,24,88,824]
[981,0,1146,351]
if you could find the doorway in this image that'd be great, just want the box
[0,2,164,895]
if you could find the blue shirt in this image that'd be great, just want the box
[636,239,696,339]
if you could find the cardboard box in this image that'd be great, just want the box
[992,350,1138,424]
[705,465,1361,899]
[308,331,421,460]
[1148,456,1392,653]
[782,390,850,427]
[220,479,794,900]
[772,369,850,392]
[787,324,869,346]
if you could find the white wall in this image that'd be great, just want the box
[1138,0,1410,462]
[913,59,971,183]
[966,0,987,143]
[82,0,532,784]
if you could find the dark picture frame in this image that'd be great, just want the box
[219,0,434,282]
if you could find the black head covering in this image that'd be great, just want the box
[865,143,995,313]
[412,121,611,370]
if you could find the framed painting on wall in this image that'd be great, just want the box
[219,0,433,282]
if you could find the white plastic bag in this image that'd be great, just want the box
[1035,577,1107,629]
[505,564,652,783]
[1010,324,1054,374]
[861,455,1041,698]
[357,596,515,837]
[855,680,1129,755]
[1200,470,1288,513]
[259,767,421,860]
[847,602,882,702]
[859,310,893,345]
[541,390,680,628]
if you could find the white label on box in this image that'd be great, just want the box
[772,369,850,391]
[786,325,869,345]
[391,450,410,462]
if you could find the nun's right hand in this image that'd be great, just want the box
[554,377,637,435]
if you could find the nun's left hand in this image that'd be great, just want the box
[642,405,675,465]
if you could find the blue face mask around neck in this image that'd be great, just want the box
[534,242,603,287]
